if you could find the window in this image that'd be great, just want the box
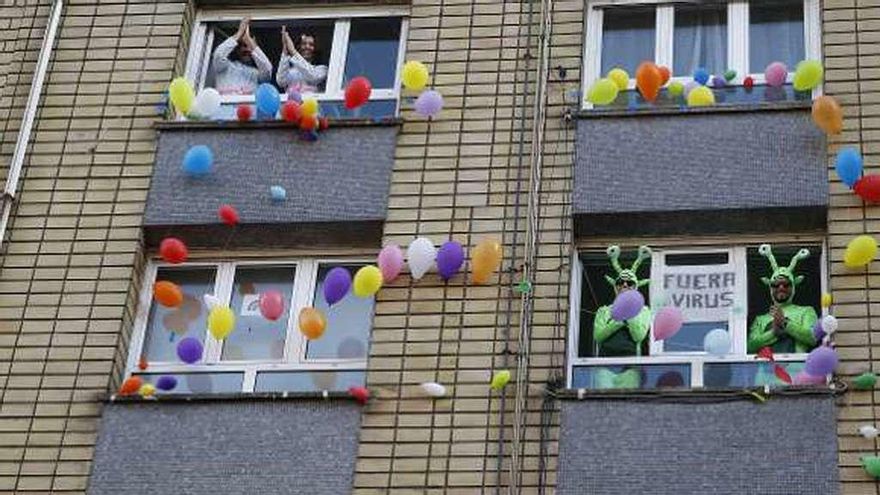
[583,0,819,108]
[568,243,826,389]
[126,259,375,394]
[184,8,408,119]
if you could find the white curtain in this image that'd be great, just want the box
[749,0,805,72]
[600,8,656,76]
[673,5,727,77]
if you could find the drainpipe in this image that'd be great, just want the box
[0,0,64,249]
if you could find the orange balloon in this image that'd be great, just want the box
[298,307,327,340]
[471,239,503,285]
[119,376,142,395]
[153,281,183,308]
[658,66,671,85]
[636,62,663,103]
[812,95,843,135]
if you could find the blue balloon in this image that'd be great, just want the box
[694,67,710,86]
[836,148,863,188]
[255,83,280,117]
[270,185,287,201]
[182,145,213,176]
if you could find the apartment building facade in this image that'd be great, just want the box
[0,0,876,493]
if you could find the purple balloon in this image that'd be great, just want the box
[611,289,645,321]
[176,337,203,364]
[711,75,727,88]
[805,345,839,376]
[436,241,465,281]
[323,267,352,306]
[156,375,178,391]
[414,90,444,117]
[813,320,826,341]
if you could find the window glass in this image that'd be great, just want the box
[749,0,804,72]
[137,373,244,394]
[255,370,365,392]
[142,267,216,363]
[600,7,656,77]
[343,17,401,89]
[673,4,727,76]
[308,265,373,360]
[703,361,806,387]
[222,266,296,361]
[572,364,690,390]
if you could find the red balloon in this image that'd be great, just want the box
[636,62,662,103]
[259,291,285,321]
[318,117,329,131]
[280,101,301,123]
[348,386,370,405]
[658,65,671,85]
[743,76,755,90]
[159,237,188,264]
[300,114,318,131]
[236,104,252,122]
[218,204,239,226]
[854,175,880,203]
[344,76,372,109]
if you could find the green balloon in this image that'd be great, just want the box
[793,60,824,91]
[723,69,737,82]
[668,81,685,97]
[863,456,880,479]
[490,370,511,390]
[587,78,620,106]
[853,372,877,390]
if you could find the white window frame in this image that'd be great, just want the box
[125,258,373,393]
[183,5,410,112]
[566,242,828,388]
[581,0,821,109]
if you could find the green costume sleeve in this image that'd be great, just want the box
[593,305,625,344]
[627,307,652,344]
[748,315,776,354]
[784,305,818,352]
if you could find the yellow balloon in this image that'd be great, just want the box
[687,86,715,107]
[607,68,630,91]
[353,265,383,298]
[301,97,319,117]
[793,60,824,92]
[168,77,195,115]
[821,293,833,308]
[586,78,619,106]
[401,61,430,91]
[471,239,503,285]
[668,81,685,97]
[138,383,156,397]
[208,306,235,340]
[844,235,878,268]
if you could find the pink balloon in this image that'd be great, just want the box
[793,371,826,386]
[764,62,788,88]
[377,244,404,282]
[259,291,285,321]
[653,307,684,341]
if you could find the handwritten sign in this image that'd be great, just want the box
[662,264,737,322]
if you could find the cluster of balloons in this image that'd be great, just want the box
[402,61,444,118]
[835,148,880,204]
[378,238,503,285]
[238,84,330,141]
[168,77,223,120]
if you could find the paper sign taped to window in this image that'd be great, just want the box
[661,264,737,322]
[240,294,261,317]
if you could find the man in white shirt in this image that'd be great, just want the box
[277,26,328,95]
[212,18,272,95]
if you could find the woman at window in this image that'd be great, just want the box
[277,26,328,95]
[212,18,273,95]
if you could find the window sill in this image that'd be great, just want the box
[578,99,812,119]
[154,116,403,131]
[556,383,842,401]
[106,390,358,403]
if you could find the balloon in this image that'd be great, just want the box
[191,88,221,119]
[471,239,503,285]
[258,291,285,320]
[859,425,880,439]
[323,267,352,305]
[490,370,511,390]
[835,148,863,188]
[792,371,826,385]
[270,185,287,201]
[168,77,195,115]
[319,117,329,131]
[353,265,383,297]
[854,175,880,203]
[436,241,465,281]
[377,244,405,282]
[401,60,430,91]
[255,83,280,117]
[203,294,221,309]
[653,306,684,340]
[821,314,838,335]
[607,68,629,90]
[610,289,644,321]
[407,237,436,280]
[176,337,203,364]
[812,320,825,341]
[138,356,148,370]
[348,386,370,405]
[207,306,235,340]
[693,67,710,86]
[764,62,788,87]
[420,382,447,398]
[156,375,178,391]
[236,104,252,121]
[345,76,372,109]
[182,145,213,176]
[280,101,301,122]
[723,69,737,82]
[811,95,843,134]
[586,78,619,105]
[635,62,662,102]
[683,80,699,97]
[844,235,878,268]
[821,292,833,308]
[658,66,671,85]
[414,90,444,117]
[687,86,715,107]
[853,372,878,390]
[805,346,838,376]
[299,114,318,131]
[711,75,726,88]
[793,60,824,91]
[300,97,319,117]
[139,383,156,397]
[298,307,327,339]
[703,328,731,356]
[667,81,684,97]
[743,76,755,90]
[218,204,239,226]
[153,281,183,308]
[119,376,142,395]
[159,237,188,264]
[863,456,880,479]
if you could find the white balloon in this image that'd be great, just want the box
[821,314,838,335]
[859,425,879,439]
[406,237,436,280]
[203,294,221,309]
[420,382,446,398]
[703,328,731,357]
[192,88,221,119]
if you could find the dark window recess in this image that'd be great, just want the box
[746,243,821,330]
[343,18,401,89]
[665,252,729,266]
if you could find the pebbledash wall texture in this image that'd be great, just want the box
[0,1,877,495]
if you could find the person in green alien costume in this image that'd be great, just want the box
[593,245,653,357]
[747,244,818,354]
